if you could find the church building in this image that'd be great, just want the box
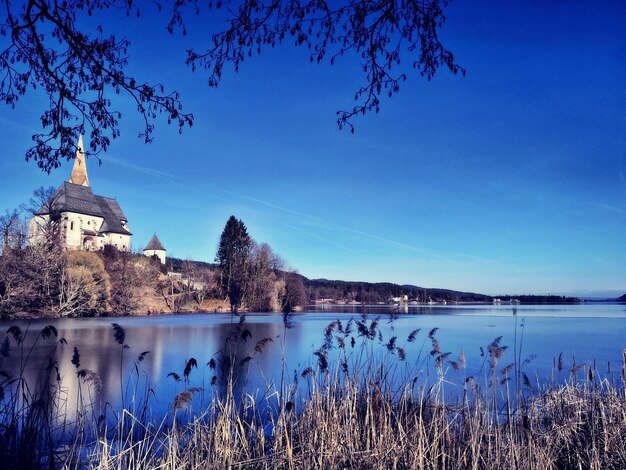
[29,136,132,251]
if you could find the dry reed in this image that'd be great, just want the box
[1,321,624,470]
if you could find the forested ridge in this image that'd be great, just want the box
[300,279,581,304]
[155,268,582,305]
[301,278,491,303]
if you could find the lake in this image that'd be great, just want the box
[1,303,624,420]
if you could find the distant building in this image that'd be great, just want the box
[29,136,132,251]
[143,234,166,264]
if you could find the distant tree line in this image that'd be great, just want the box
[301,280,582,304]
[302,279,492,304]
[164,257,215,273]
[496,295,581,304]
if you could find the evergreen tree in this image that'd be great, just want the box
[215,216,251,313]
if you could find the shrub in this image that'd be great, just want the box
[58,250,110,317]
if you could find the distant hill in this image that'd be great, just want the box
[166,257,216,272]
[164,260,583,304]
[495,295,580,304]
[302,278,491,303]
[618,294,626,302]
[301,278,584,304]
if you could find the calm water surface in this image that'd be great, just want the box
[1,303,624,418]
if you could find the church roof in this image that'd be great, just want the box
[98,196,127,221]
[144,234,165,251]
[38,182,101,217]
[36,182,131,235]
[95,196,130,234]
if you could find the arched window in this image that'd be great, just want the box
[70,221,74,231]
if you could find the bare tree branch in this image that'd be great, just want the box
[184,0,464,132]
[1,0,460,170]
[1,0,193,172]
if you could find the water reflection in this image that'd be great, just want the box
[1,305,625,421]
[1,315,299,419]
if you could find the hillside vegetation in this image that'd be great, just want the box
[0,209,306,318]
[1,191,581,319]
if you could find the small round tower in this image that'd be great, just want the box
[143,234,166,264]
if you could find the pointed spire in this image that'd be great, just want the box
[69,135,90,187]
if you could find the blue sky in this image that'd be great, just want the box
[1,0,625,296]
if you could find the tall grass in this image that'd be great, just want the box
[1,316,625,469]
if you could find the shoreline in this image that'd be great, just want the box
[4,299,621,322]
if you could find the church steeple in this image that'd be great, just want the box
[69,135,90,187]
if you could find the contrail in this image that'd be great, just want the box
[106,156,181,181]
[107,156,460,262]
[284,223,362,256]
[594,203,626,215]
[231,191,458,263]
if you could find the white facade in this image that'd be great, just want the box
[28,136,132,252]
[29,211,131,251]
[144,249,166,264]
[143,234,166,264]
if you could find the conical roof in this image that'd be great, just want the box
[69,135,90,187]
[144,234,165,251]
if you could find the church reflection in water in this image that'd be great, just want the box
[5,315,297,421]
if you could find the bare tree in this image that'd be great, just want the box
[181,259,195,305]
[0,210,30,315]
[21,187,65,311]
[102,246,150,315]
[58,251,110,317]
[26,186,62,247]
[246,242,278,312]
[193,268,214,305]
[0,210,23,252]
[187,0,464,132]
